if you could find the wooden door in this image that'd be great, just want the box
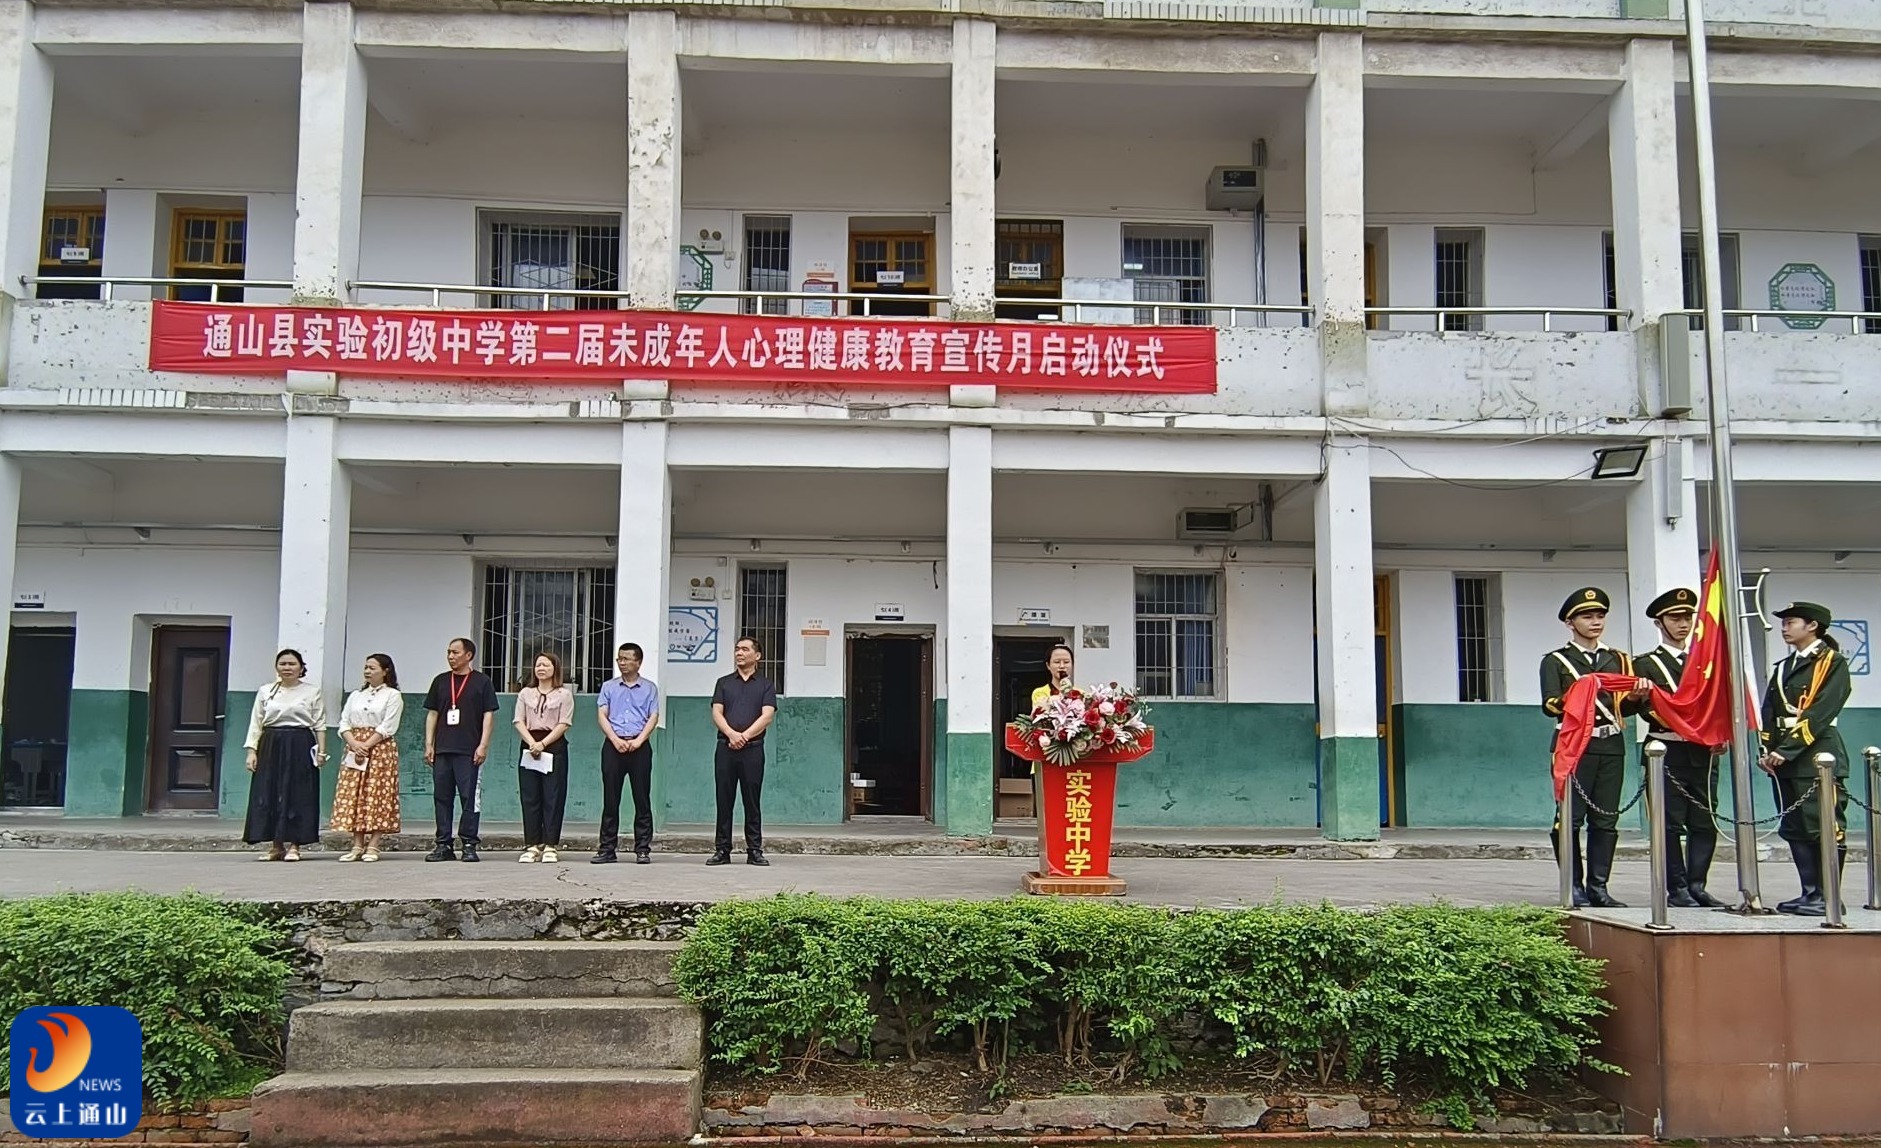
[146,626,231,811]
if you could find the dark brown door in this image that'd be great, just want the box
[146,626,230,811]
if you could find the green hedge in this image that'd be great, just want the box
[0,893,291,1105]
[674,896,1612,1122]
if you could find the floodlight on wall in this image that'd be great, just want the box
[1590,443,1648,480]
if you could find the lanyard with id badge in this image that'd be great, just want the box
[446,672,471,727]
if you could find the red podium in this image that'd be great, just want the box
[1004,726,1154,896]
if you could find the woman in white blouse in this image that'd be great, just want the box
[243,649,327,862]
[513,651,576,863]
[332,654,405,862]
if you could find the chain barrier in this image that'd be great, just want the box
[1569,772,1646,820]
[1835,774,1879,818]
[1660,767,1818,829]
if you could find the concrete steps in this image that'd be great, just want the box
[251,940,702,1146]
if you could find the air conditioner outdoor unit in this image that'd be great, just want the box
[1179,507,1245,538]
[1205,167,1263,212]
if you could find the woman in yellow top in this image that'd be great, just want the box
[1030,644,1076,712]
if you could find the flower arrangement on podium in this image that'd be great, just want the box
[1005,684,1155,897]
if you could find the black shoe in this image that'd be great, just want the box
[747,850,770,867]
[590,851,618,865]
[1570,885,1589,908]
[1780,840,1822,913]
[1584,885,1627,908]
[706,852,731,866]
[635,850,651,865]
[1667,887,1701,908]
[425,844,455,862]
[460,844,480,863]
[1688,886,1728,909]
[1792,894,1835,917]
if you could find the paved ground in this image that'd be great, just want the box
[10,844,1878,926]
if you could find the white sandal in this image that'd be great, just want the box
[541,847,559,864]
[338,848,362,863]
[518,845,541,863]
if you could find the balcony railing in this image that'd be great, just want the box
[17,275,293,301]
[1674,308,1881,334]
[1365,306,1631,332]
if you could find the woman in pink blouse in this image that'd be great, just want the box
[513,652,576,863]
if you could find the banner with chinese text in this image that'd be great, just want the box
[148,301,1216,393]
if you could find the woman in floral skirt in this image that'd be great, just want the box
[333,653,404,862]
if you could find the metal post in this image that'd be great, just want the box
[1864,747,1880,911]
[1684,0,1765,914]
[1814,752,1845,929]
[1645,741,1673,930]
[1558,801,1575,910]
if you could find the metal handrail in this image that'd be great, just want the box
[17,274,293,301]
[996,299,1314,328]
[1672,308,1881,334]
[1365,306,1631,332]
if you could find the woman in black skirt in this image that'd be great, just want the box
[243,649,327,861]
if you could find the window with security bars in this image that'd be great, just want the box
[37,206,105,300]
[170,210,246,303]
[1134,571,1218,699]
[481,211,621,311]
[1433,228,1483,332]
[1122,225,1210,325]
[1680,232,1741,331]
[1454,574,1505,703]
[480,566,617,694]
[739,565,788,695]
[1860,237,1881,333]
[743,215,791,316]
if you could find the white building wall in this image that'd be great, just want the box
[340,551,478,689]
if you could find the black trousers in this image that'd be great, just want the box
[1554,745,1624,886]
[518,731,568,847]
[599,741,654,854]
[432,752,481,846]
[714,740,766,854]
[1775,772,1848,846]
[1659,741,1719,892]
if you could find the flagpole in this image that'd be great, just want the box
[1683,0,1766,911]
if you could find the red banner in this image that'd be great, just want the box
[146,301,1217,393]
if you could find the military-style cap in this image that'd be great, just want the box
[1774,601,1832,630]
[1646,587,1698,619]
[1559,587,1611,622]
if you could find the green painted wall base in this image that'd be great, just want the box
[1318,735,1381,841]
[945,731,994,836]
[1116,703,1318,827]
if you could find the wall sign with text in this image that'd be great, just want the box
[148,302,1217,393]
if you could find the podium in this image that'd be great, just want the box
[1003,726,1154,896]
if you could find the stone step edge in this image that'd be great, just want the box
[293,996,697,1014]
[256,1066,701,1091]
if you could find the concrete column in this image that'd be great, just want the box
[0,453,19,718]
[0,1,53,303]
[1607,39,1683,332]
[1307,31,1367,416]
[277,416,351,730]
[944,426,994,837]
[1313,436,1379,841]
[949,19,996,323]
[626,10,680,311]
[292,1,367,305]
[100,189,159,301]
[1624,437,1700,652]
[614,420,671,828]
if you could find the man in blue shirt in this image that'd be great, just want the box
[593,642,661,864]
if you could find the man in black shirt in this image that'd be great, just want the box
[710,635,778,866]
[423,637,500,862]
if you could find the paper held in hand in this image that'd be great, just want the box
[520,748,554,774]
[343,752,368,772]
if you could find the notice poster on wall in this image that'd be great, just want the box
[669,606,719,663]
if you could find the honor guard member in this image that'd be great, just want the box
[1541,587,1649,907]
[1759,601,1851,917]
[1633,588,1724,908]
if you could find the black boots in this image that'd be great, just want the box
[1778,840,1822,914]
[1683,832,1727,907]
[1583,831,1627,908]
[1552,826,1588,906]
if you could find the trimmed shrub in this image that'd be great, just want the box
[0,892,291,1105]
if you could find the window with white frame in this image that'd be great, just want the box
[1679,232,1741,331]
[739,565,788,695]
[1134,571,1218,698]
[1860,236,1881,334]
[1433,228,1484,332]
[1122,225,1210,325]
[480,566,618,694]
[1453,573,1505,703]
[480,211,621,310]
[743,215,791,316]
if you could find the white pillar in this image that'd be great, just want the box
[277,416,351,726]
[944,426,993,836]
[1307,31,1367,416]
[1624,437,1700,652]
[0,1,53,302]
[626,10,680,311]
[1313,436,1379,841]
[100,189,159,301]
[949,19,996,323]
[1608,39,1684,331]
[0,453,19,714]
[613,420,671,687]
[292,0,367,305]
